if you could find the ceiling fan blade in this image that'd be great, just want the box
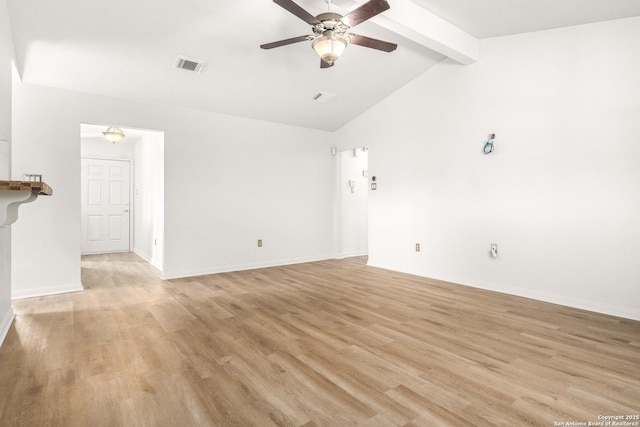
[341,0,390,28]
[273,0,321,26]
[260,35,311,49]
[349,34,397,52]
[320,59,334,68]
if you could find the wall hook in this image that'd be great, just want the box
[483,133,495,155]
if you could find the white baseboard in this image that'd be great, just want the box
[337,250,368,259]
[161,255,332,280]
[0,307,15,347]
[132,249,163,273]
[367,261,640,321]
[12,282,84,300]
[81,249,130,255]
[132,248,152,263]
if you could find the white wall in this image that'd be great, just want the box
[133,131,163,270]
[0,0,15,345]
[0,141,9,178]
[11,82,335,297]
[338,149,368,257]
[0,0,10,146]
[336,17,640,320]
[160,116,333,279]
[81,134,136,159]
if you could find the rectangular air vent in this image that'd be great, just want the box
[174,55,206,73]
[311,91,337,103]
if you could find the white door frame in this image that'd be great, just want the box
[81,156,134,254]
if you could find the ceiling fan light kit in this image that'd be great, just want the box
[312,31,348,65]
[261,0,397,68]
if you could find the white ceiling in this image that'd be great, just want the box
[7,0,640,131]
[412,0,640,38]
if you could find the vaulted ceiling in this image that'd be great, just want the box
[7,0,640,131]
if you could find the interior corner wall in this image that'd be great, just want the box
[133,131,164,271]
[11,82,335,296]
[0,0,15,345]
[336,17,640,320]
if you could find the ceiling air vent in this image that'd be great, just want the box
[174,55,206,73]
[311,91,337,103]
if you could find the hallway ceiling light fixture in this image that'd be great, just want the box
[103,127,126,144]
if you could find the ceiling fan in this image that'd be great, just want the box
[260,0,397,68]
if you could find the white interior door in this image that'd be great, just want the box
[81,158,131,254]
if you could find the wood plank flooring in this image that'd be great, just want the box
[1,252,639,426]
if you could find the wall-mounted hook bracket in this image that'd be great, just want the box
[483,133,496,155]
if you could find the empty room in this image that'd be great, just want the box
[1,0,639,425]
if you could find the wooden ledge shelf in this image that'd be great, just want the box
[0,180,53,195]
[0,180,53,227]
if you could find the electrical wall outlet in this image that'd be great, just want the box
[415,243,420,252]
[258,239,262,247]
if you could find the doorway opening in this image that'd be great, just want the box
[80,123,164,274]
[336,147,369,260]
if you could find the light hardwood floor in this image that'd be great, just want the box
[1,253,638,426]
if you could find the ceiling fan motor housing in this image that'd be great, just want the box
[314,12,346,32]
